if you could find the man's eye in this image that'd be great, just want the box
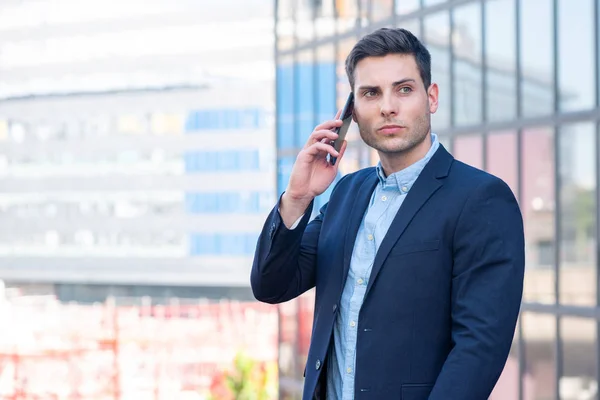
[399,87,412,94]
[364,90,377,97]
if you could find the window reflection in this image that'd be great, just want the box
[520,0,554,117]
[424,11,451,130]
[295,50,315,149]
[370,0,393,22]
[395,0,419,15]
[558,123,597,306]
[337,37,363,175]
[522,313,557,400]
[522,127,555,304]
[336,0,359,33]
[485,0,516,122]
[314,0,336,38]
[276,0,295,50]
[490,318,520,400]
[560,318,598,400]
[452,2,482,126]
[486,131,518,198]
[396,18,420,39]
[453,134,482,169]
[558,0,595,111]
[296,0,315,43]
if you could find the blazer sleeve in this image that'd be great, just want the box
[249,194,328,304]
[428,177,525,400]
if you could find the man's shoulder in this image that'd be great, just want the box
[448,159,516,200]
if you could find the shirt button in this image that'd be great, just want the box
[357,278,364,285]
[381,195,387,201]
[367,234,374,241]
[347,367,352,374]
[401,186,408,192]
[350,321,356,327]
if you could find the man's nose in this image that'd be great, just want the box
[380,94,398,117]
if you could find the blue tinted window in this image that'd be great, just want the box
[184,150,259,172]
[184,108,265,133]
[189,233,258,255]
[186,191,270,214]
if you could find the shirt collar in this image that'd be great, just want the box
[375,132,440,191]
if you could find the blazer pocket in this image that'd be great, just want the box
[388,240,440,258]
[401,383,434,400]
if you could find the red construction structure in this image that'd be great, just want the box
[0,296,279,399]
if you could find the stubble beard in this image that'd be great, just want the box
[358,111,431,156]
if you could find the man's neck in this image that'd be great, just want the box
[378,134,433,177]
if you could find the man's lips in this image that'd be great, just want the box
[377,125,405,134]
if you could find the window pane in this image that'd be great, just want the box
[277,55,295,152]
[520,0,554,117]
[490,318,520,400]
[295,51,315,149]
[337,37,362,175]
[560,318,597,399]
[522,127,556,304]
[486,131,518,198]
[424,11,451,130]
[558,0,595,111]
[558,123,597,306]
[316,44,337,124]
[315,0,336,38]
[337,0,359,33]
[395,0,419,15]
[277,0,295,51]
[452,3,483,126]
[523,313,557,400]
[453,134,482,169]
[437,134,451,152]
[396,18,421,38]
[485,0,516,122]
[371,0,393,22]
[296,0,314,43]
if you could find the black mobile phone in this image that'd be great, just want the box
[330,92,354,165]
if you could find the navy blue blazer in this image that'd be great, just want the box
[251,144,525,400]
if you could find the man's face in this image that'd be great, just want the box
[352,53,438,155]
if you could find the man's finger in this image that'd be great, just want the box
[305,141,340,158]
[306,129,339,148]
[313,118,343,133]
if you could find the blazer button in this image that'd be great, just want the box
[315,359,321,370]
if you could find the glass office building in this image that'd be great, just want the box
[275,0,599,399]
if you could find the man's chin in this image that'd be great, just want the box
[371,141,414,155]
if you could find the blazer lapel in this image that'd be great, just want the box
[364,145,454,297]
[341,170,379,285]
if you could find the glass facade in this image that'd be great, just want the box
[275,0,600,399]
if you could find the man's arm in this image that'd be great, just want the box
[250,196,327,304]
[428,178,525,400]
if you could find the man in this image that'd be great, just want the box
[251,28,524,400]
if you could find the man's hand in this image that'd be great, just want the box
[280,111,348,228]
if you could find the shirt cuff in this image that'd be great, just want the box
[278,207,304,230]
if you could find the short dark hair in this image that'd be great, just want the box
[345,28,431,91]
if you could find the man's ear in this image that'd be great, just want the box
[352,110,357,123]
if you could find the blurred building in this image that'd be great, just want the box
[275,0,599,399]
[0,0,275,302]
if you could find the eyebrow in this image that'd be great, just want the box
[357,78,417,92]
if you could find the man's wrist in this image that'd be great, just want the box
[280,192,313,229]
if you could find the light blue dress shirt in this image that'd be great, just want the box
[326,133,440,400]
